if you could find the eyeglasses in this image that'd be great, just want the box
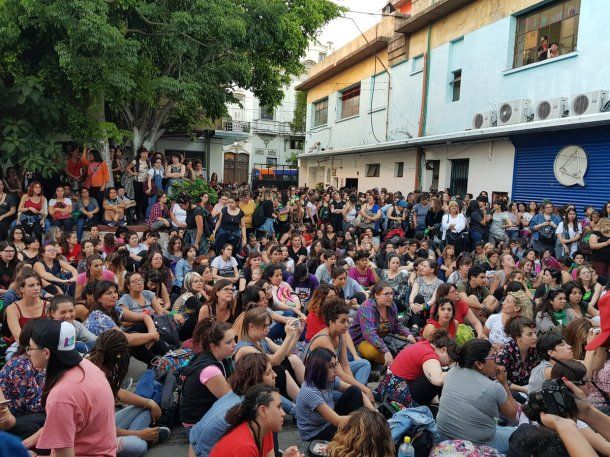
[130,278,144,284]
[221,287,235,292]
[380,291,395,296]
[2,250,15,253]
[25,346,45,353]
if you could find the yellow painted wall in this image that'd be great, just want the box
[306,50,389,104]
[410,0,544,56]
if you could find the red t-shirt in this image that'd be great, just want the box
[390,340,439,381]
[454,299,469,323]
[425,318,457,338]
[305,313,326,341]
[210,421,274,457]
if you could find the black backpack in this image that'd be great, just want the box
[252,204,265,228]
[156,367,186,428]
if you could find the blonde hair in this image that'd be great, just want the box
[507,290,533,319]
[327,409,394,457]
[597,217,610,234]
[447,200,460,212]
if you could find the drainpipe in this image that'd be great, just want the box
[415,24,432,190]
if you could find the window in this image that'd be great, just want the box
[254,149,265,155]
[366,163,380,177]
[318,52,327,62]
[340,84,361,119]
[266,157,277,166]
[412,54,424,73]
[450,69,462,102]
[260,105,274,120]
[394,162,404,178]
[313,98,328,127]
[513,0,580,68]
[290,139,304,150]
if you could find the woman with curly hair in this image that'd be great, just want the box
[305,283,339,341]
[327,409,394,457]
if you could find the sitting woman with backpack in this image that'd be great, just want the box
[180,318,236,428]
[88,330,171,457]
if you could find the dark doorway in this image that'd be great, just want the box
[224,153,249,185]
[449,159,469,197]
[345,178,358,190]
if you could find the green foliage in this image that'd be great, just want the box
[171,178,218,205]
[291,91,307,134]
[0,0,343,170]
[287,151,299,166]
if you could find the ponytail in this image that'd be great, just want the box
[192,317,232,352]
[452,338,492,369]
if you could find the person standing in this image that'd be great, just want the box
[412,193,430,235]
[126,148,151,221]
[28,319,117,456]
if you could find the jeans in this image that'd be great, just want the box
[484,425,516,454]
[469,229,484,250]
[51,217,74,232]
[75,213,99,242]
[215,227,241,256]
[75,340,96,354]
[116,406,151,457]
[349,358,372,385]
[12,216,51,241]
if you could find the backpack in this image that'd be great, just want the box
[153,348,194,378]
[156,367,186,428]
[134,369,163,404]
[252,204,265,228]
[538,223,555,240]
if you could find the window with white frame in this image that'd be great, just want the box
[450,69,462,102]
[313,98,328,127]
[340,84,361,119]
[513,0,580,68]
[366,163,380,177]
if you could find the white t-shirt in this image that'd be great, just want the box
[148,167,164,178]
[555,222,582,255]
[485,313,511,345]
[211,255,238,277]
[171,203,187,226]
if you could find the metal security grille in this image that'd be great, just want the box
[450,159,469,197]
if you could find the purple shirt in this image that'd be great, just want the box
[348,266,375,288]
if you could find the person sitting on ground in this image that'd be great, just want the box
[348,250,379,289]
[209,385,302,457]
[535,288,575,333]
[295,347,374,442]
[422,297,460,340]
[48,295,97,353]
[332,264,367,310]
[189,353,293,457]
[374,329,456,407]
[349,282,415,367]
[180,318,236,428]
[436,338,519,454]
[234,307,303,402]
[304,298,373,402]
[326,408,395,457]
[314,249,337,285]
[457,264,499,320]
[494,317,540,395]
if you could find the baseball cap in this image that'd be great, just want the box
[31,320,82,366]
[585,292,610,351]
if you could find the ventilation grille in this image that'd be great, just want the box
[572,95,590,115]
[499,103,513,123]
[537,101,551,120]
[473,113,484,129]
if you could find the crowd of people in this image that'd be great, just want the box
[0,146,608,457]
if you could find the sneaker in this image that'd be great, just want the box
[156,426,171,444]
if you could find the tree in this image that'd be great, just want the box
[0,0,342,175]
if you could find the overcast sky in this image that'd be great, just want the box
[318,0,389,49]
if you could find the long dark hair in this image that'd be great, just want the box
[87,330,130,397]
[453,338,492,369]
[304,347,336,390]
[224,385,279,455]
[536,288,567,326]
[192,317,232,352]
[91,280,121,326]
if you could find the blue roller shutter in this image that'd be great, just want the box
[511,126,610,214]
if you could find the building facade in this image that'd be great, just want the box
[298,0,610,210]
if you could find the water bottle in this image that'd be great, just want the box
[398,436,415,457]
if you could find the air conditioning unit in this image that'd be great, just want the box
[535,97,569,121]
[570,90,609,116]
[472,111,497,129]
[497,99,531,126]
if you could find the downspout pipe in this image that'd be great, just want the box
[416,23,432,190]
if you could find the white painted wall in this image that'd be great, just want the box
[422,139,515,196]
[300,149,417,193]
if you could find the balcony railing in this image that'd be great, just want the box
[221,119,250,133]
[252,119,301,135]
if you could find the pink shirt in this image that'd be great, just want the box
[348,266,375,288]
[76,270,115,286]
[199,365,223,385]
[37,359,117,456]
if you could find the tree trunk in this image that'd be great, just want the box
[88,94,114,187]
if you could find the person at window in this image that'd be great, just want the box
[537,36,549,61]
[548,41,559,59]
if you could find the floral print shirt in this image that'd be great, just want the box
[0,354,45,415]
[494,339,540,386]
[84,306,123,336]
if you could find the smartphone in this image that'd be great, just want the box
[0,399,10,408]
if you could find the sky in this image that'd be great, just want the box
[318,0,390,50]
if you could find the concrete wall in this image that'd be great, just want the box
[422,139,515,196]
[299,149,417,193]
